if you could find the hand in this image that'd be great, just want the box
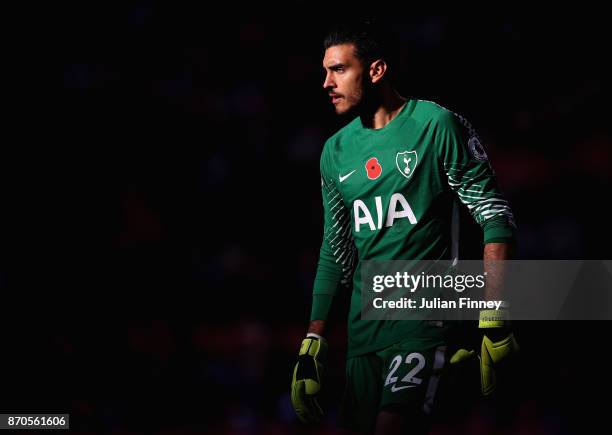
[290,336,327,423]
[450,310,519,396]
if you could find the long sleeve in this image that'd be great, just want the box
[436,111,516,244]
[311,145,356,320]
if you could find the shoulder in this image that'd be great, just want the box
[409,99,463,129]
[409,99,480,143]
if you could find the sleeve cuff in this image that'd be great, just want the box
[482,216,516,244]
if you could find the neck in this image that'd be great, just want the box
[360,85,407,130]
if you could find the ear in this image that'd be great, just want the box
[369,59,388,84]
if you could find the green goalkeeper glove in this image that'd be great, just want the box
[451,309,519,396]
[290,335,327,423]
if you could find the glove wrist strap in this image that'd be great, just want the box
[479,308,509,328]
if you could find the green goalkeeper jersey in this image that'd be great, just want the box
[312,98,516,358]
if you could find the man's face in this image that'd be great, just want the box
[322,43,368,115]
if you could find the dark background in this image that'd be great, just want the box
[3,6,612,434]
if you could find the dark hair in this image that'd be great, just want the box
[323,20,400,77]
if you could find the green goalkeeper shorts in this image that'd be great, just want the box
[338,339,448,433]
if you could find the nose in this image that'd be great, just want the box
[323,72,334,90]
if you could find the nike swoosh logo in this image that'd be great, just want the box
[390,384,417,392]
[339,170,356,182]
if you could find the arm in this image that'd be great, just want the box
[483,242,515,301]
[309,145,356,329]
[291,145,355,423]
[308,320,326,336]
[439,112,519,395]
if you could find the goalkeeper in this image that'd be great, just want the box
[291,20,519,434]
